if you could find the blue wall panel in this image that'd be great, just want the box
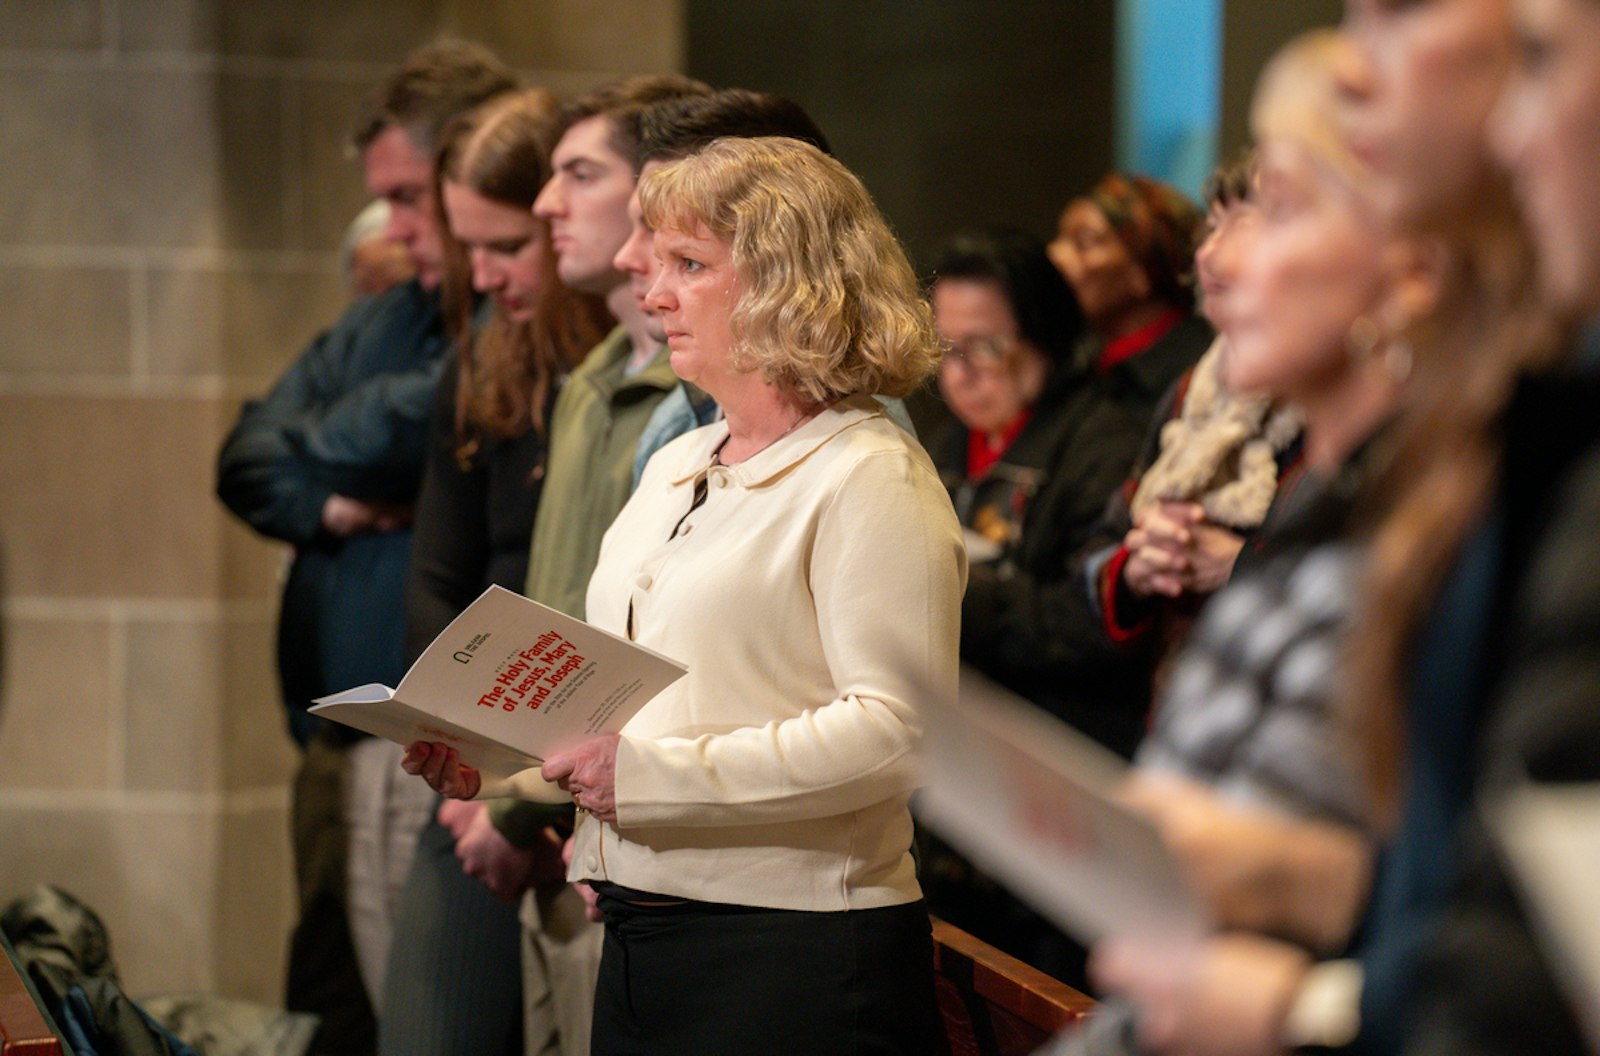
[1117,0,1221,199]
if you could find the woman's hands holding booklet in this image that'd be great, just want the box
[542,733,620,824]
[1119,772,1371,952]
[402,741,482,799]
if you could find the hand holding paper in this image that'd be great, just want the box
[402,741,481,799]
[310,585,686,780]
[542,734,620,823]
[917,664,1211,949]
[1121,772,1372,952]
[1091,931,1313,1056]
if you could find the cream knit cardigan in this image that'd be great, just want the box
[483,395,967,911]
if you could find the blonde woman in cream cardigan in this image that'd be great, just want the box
[405,136,966,1056]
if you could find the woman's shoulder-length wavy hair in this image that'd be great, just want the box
[638,136,940,405]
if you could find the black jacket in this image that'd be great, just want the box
[404,363,552,663]
[215,279,446,743]
[958,313,1212,756]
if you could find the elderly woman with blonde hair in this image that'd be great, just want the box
[407,135,966,1055]
[1046,27,1452,1056]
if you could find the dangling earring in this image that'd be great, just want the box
[1346,315,1382,362]
[1381,338,1412,383]
[1377,301,1414,383]
[1345,312,1413,384]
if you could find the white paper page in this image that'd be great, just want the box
[917,664,1210,948]
[308,682,395,707]
[962,529,1003,564]
[1487,782,1600,1051]
[309,696,543,779]
[311,585,686,767]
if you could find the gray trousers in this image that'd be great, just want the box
[521,884,604,1056]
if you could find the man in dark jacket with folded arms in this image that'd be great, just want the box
[215,42,514,1056]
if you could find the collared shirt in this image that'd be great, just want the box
[488,394,966,911]
[522,327,679,618]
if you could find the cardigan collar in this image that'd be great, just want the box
[665,392,885,487]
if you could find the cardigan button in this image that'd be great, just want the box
[635,573,653,590]
[585,854,600,872]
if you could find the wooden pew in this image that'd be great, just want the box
[0,934,63,1056]
[933,917,1096,1056]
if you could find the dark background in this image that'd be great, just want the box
[687,0,1343,273]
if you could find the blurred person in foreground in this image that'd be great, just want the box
[406,136,966,1055]
[1390,0,1600,1051]
[1085,2,1565,1051]
[1050,30,1443,1055]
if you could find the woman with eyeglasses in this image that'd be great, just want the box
[930,228,1090,561]
[923,227,1116,979]
[945,182,1212,765]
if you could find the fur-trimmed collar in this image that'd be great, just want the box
[1130,338,1303,529]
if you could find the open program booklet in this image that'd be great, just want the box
[917,664,1210,949]
[311,585,687,779]
[1487,782,1600,1049]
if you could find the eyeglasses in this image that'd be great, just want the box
[939,336,1013,371]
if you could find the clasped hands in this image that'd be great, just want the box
[436,799,565,903]
[1123,500,1246,600]
[402,732,622,825]
[321,494,413,537]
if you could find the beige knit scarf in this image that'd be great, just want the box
[1129,337,1303,530]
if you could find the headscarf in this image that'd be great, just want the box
[1086,172,1204,311]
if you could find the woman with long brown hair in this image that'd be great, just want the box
[1389,0,1600,1050]
[382,87,611,1056]
[1331,0,1563,1049]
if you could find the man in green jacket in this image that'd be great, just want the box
[523,77,709,620]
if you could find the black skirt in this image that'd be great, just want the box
[590,888,939,1056]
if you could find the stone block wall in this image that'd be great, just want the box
[0,0,681,1005]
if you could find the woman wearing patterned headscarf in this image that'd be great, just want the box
[1049,172,1212,379]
